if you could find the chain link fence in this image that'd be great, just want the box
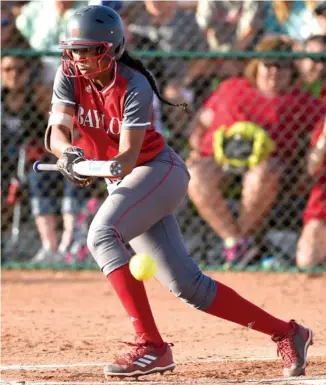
[1,0,326,270]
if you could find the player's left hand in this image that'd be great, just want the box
[57,146,93,187]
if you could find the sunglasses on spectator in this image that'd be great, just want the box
[261,60,293,69]
[1,18,11,26]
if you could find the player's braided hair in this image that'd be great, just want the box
[118,50,188,111]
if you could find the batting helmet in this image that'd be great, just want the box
[60,5,125,77]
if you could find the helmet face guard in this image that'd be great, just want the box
[60,41,114,78]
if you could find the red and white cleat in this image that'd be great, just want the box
[272,320,313,377]
[104,341,175,379]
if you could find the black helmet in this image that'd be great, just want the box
[60,5,125,60]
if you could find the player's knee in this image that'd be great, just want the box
[169,272,216,310]
[87,223,121,260]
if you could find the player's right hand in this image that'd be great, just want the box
[57,147,93,187]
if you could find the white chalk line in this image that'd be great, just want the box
[2,355,326,371]
[2,358,326,385]
[0,357,289,370]
[1,378,326,385]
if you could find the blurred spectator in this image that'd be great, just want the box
[314,1,326,33]
[297,120,326,268]
[1,54,50,184]
[1,54,83,262]
[190,1,263,103]
[296,34,326,102]
[10,1,29,18]
[15,0,79,51]
[261,1,323,42]
[127,1,206,152]
[15,0,81,82]
[87,1,124,12]
[152,95,165,136]
[195,0,261,51]
[128,1,208,83]
[1,3,30,49]
[1,3,54,88]
[187,36,326,266]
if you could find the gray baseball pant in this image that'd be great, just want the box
[87,146,217,310]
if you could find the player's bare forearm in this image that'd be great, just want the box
[50,125,73,158]
[114,128,145,176]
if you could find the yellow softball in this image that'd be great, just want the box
[129,253,157,281]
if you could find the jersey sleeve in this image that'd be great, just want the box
[122,74,154,130]
[51,66,76,107]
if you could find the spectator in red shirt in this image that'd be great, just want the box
[187,36,326,265]
[296,120,326,268]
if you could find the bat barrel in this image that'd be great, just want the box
[33,160,123,177]
[72,160,123,177]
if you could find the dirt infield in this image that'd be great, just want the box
[2,270,326,384]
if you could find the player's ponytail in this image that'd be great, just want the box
[118,50,188,111]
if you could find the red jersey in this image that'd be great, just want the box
[51,62,165,165]
[199,77,326,162]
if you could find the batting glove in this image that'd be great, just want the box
[57,146,93,187]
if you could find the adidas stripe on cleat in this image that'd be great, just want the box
[104,341,175,378]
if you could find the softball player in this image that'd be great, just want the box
[45,5,313,379]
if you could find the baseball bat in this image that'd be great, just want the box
[33,160,123,177]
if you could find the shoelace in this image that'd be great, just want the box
[115,341,174,365]
[276,334,298,367]
[115,341,154,365]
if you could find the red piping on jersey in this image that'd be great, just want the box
[114,148,175,230]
